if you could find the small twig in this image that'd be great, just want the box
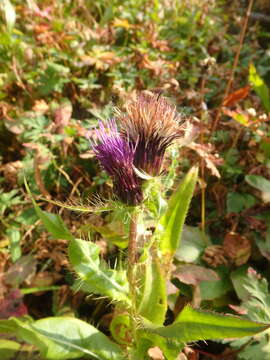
[59,176,83,216]
[200,76,207,234]
[212,0,255,133]
[53,161,81,197]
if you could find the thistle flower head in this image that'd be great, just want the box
[92,119,143,206]
[118,92,184,176]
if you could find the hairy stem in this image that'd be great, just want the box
[128,212,138,269]
[127,211,138,340]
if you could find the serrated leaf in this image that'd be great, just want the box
[69,238,130,304]
[156,166,198,256]
[227,192,256,213]
[242,269,270,323]
[148,305,269,341]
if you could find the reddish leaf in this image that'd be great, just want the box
[0,290,27,319]
[173,265,219,286]
[223,86,250,107]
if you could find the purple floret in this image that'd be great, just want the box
[93,119,143,206]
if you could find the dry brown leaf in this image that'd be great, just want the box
[0,161,23,185]
[32,99,49,114]
[54,101,72,132]
[189,143,222,178]
[223,86,250,107]
[148,347,165,360]
[223,232,251,266]
[30,271,62,289]
[202,245,228,267]
[5,255,37,288]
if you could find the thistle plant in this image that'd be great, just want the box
[118,92,185,176]
[92,118,143,206]
[15,92,270,360]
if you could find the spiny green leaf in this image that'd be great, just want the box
[69,238,130,304]
[148,305,269,342]
[137,255,167,325]
[156,166,198,256]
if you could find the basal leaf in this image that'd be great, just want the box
[148,305,269,342]
[31,317,124,360]
[156,166,198,256]
[1,317,124,360]
[69,238,130,304]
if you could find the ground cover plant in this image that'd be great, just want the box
[1,0,270,359]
